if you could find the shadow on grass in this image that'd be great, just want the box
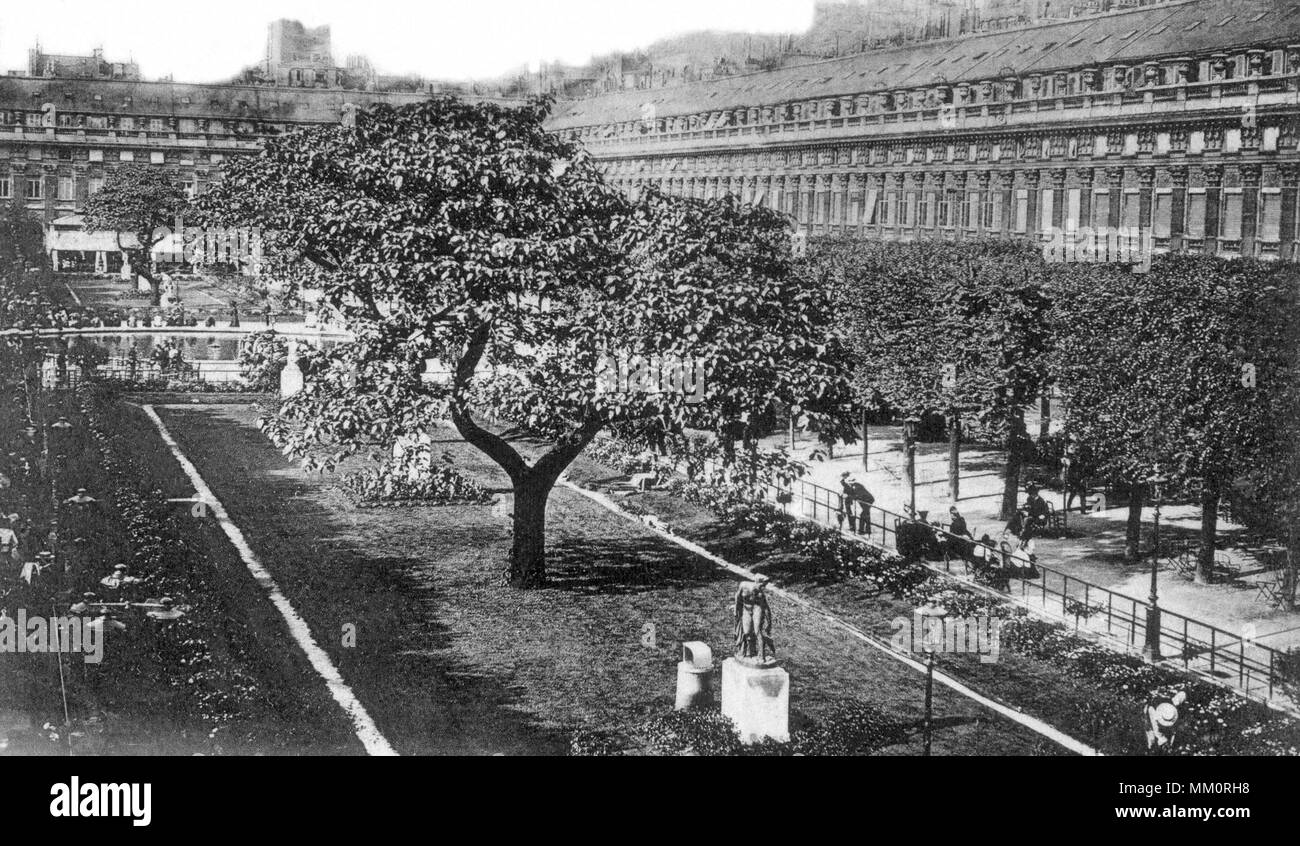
[545,536,729,596]
[144,404,572,755]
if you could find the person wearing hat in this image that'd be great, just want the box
[1024,484,1050,533]
[1144,690,1187,753]
[839,472,875,534]
[946,505,974,563]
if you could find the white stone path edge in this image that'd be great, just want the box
[140,405,399,756]
[559,478,1102,757]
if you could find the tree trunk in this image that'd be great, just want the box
[902,422,916,515]
[1000,408,1027,520]
[947,408,961,503]
[1125,482,1144,563]
[861,406,869,474]
[509,474,551,588]
[1196,486,1220,586]
[1284,525,1298,612]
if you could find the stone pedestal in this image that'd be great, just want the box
[720,657,789,744]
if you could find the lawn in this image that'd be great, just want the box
[139,401,1050,755]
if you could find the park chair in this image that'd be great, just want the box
[1039,501,1065,536]
[1256,572,1288,608]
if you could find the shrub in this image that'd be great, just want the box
[643,710,744,756]
[341,462,493,507]
[238,330,288,391]
[793,701,908,755]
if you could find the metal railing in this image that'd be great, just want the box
[694,458,1294,709]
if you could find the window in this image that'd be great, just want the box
[1014,189,1028,232]
[25,177,42,200]
[149,118,163,132]
[1153,190,1173,239]
[150,151,165,164]
[1122,190,1141,229]
[119,117,134,131]
[1259,190,1282,242]
[1066,188,1081,232]
[1040,188,1054,233]
[966,191,980,229]
[88,177,104,196]
[918,192,932,227]
[120,150,134,162]
[89,149,103,163]
[1186,190,1207,238]
[1221,190,1243,241]
[0,177,10,199]
[57,177,73,201]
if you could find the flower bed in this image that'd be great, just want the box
[78,386,268,747]
[585,435,1300,756]
[339,463,495,508]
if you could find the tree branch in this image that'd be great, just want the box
[449,321,528,481]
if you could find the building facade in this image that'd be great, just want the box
[0,20,466,238]
[548,0,1300,261]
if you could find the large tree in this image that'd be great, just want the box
[822,237,1053,519]
[1052,254,1299,582]
[82,164,188,306]
[195,96,854,587]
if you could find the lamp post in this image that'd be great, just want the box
[1142,471,1168,661]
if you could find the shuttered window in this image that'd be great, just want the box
[1259,189,1282,243]
[1153,190,1173,239]
[1221,190,1243,241]
[1186,190,1207,238]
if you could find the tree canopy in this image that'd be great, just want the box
[82,164,188,305]
[195,95,854,587]
[820,237,1053,517]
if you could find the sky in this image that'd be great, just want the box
[0,1,818,83]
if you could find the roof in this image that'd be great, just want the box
[0,76,438,122]
[546,0,1300,130]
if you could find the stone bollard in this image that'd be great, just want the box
[675,641,714,710]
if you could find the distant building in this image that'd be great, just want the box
[551,0,1300,262]
[25,46,140,81]
[0,17,518,266]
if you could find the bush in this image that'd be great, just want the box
[238,330,288,391]
[793,701,908,755]
[341,462,493,507]
[643,710,744,756]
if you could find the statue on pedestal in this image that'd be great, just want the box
[733,575,776,666]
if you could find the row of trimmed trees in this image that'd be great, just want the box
[815,238,1299,595]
